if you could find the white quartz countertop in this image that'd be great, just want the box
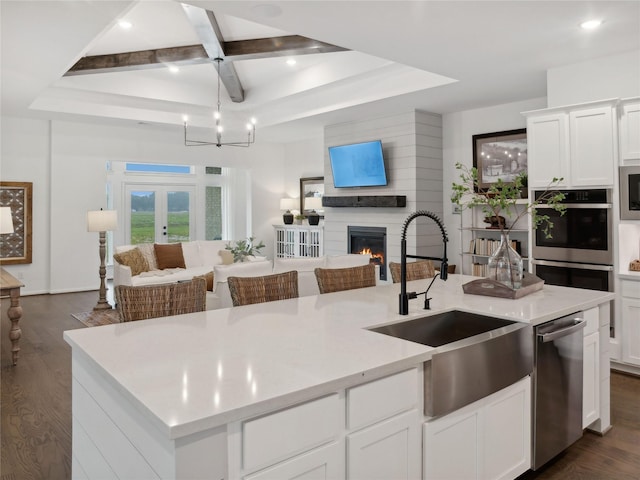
[64,274,614,439]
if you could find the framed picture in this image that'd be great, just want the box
[0,181,33,265]
[472,128,527,190]
[299,177,324,217]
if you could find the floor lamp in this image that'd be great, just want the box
[87,209,117,311]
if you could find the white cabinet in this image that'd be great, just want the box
[423,377,531,480]
[245,442,344,480]
[619,99,640,162]
[525,100,617,188]
[621,279,640,366]
[526,112,569,188]
[583,306,601,429]
[274,224,323,258]
[230,368,421,480]
[347,410,420,480]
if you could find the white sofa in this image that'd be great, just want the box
[113,240,245,310]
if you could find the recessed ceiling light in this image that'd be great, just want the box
[580,19,603,30]
[286,59,296,66]
[168,65,180,74]
[118,20,132,29]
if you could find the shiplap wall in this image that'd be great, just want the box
[323,110,444,281]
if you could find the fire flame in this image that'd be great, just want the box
[358,247,384,263]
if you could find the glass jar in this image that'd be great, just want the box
[487,233,523,289]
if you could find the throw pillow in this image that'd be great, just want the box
[113,248,149,276]
[136,243,158,270]
[219,249,234,265]
[194,272,214,291]
[154,243,186,270]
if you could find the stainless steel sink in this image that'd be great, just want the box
[370,310,533,417]
[370,310,518,347]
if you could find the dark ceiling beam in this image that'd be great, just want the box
[223,35,348,61]
[65,45,209,76]
[181,4,245,102]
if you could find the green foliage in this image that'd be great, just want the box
[451,163,566,239]
[130,211,190,244]
[225,237,265,263]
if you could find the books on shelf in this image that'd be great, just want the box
[469,237,522,256]
[472,263,489,277]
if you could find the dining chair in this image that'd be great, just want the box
[228,270,299,307]
[314,263,376,294]
[388,260,436,284]
[115,277,207,322]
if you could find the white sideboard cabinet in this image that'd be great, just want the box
[274,224,324,258]
[524,100,618,188]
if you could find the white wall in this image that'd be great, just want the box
[1,116,288,295]
[547,50,640,107]
[442,97,547,275]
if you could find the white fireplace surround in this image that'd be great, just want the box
[322,110,445,282]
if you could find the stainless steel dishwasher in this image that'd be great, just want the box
[532,311,586,470]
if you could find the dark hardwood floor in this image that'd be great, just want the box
[1,289,639,480]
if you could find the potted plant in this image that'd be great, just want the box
[225,237,265,263]
[294,214,305,225]
[451,163,566,289]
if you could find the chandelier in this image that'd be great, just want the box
[184,57,256,148]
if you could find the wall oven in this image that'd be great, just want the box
[620,165,640,220]
[532,189,614,293]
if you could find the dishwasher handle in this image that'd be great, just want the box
[537,319,586,343]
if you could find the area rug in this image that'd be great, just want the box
[71,309,122,327]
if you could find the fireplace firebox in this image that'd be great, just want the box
[348,226,387,281]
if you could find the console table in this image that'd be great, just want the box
[0,267,24,365]
[273,224,324,258]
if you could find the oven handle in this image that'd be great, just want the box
[532,259,614,271]
[535,203,612,209]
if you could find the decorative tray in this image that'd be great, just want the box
[462,274,544,299]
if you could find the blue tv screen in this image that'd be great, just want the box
[328,140,388,188]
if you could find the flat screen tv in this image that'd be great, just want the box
[328,140,387,188]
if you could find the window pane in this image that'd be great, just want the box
[126,163,191,174]
[206,186,222,240]
[167,191,190,243]
[130,191,155,244]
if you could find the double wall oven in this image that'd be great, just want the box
[532,189,614,294]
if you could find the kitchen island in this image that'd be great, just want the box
[64,275,614,479]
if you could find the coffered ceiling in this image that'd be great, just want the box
[2,1,639,143]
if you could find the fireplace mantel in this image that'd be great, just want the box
[322,195,406,208]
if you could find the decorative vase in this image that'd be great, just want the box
[487,233,523,290]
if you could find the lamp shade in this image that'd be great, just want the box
[280,198,297,211]
[87,210,118,232]
[305,196,323,211]
[0,207,14,234]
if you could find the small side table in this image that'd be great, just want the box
[0,267,24,365]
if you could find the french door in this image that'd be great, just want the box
[125,184,195,244]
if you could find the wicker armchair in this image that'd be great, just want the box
[388,260,436,284]
[115,277,207,322]
[228,270,299,307]
[314,263,376,294]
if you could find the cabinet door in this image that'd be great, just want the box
[527,113,569,188]
[245,441,344,480]
[583,331,600,428]
[622,297,640,366]
[347,410,420,480]
[482,377,531,480]
[620,101,640,162]
[424,408,481,480]
[569,106,615,186]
